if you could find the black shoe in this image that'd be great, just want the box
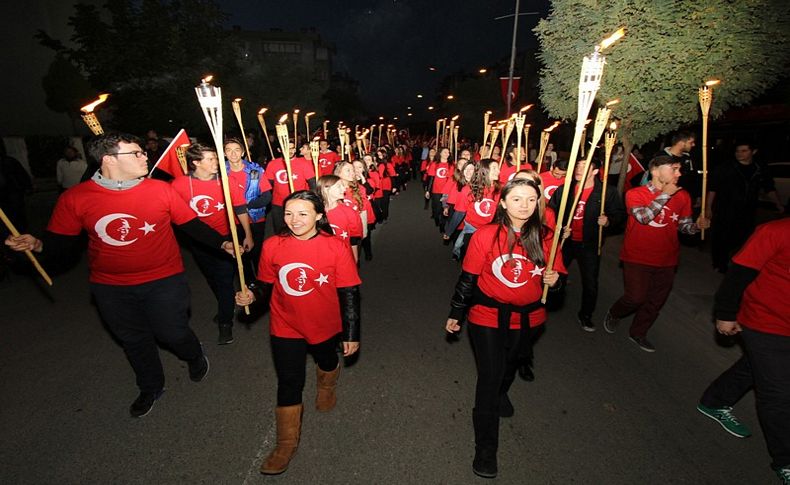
[518,363,535,382]
[499,394,514,418]
[579,314,596,332]
[189,354,210,382]
[218,324,234,345]
[472,448,498,478]
[129,389,164,418]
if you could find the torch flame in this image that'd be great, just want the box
[293,109,300,114]
[599,28,626,51]
[80,93,109,113]
[305,111,316,117]
[705,79,721,87]
[609,121,618,130]
[451,115,460,121]
[485,110,493,115]
[258,107,268,115]
[519,104,534,113]
[545,121,560,132]
[606,99,621,106]
[584,119,592,126]
[202,75,213,83]
[278,114,288,124]
[233,97,242,102]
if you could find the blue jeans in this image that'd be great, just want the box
[453,222,477,258]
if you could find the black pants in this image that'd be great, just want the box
[270,334,340,406]
[430,193,444,231]
[190,242,236,326]
[90,273,202,393]
[700,327,790,469]
[243,221,266,280]
[710,217,754,272]
[381,191,392,221]
[270,204,285,234]
[561,239,601,318]
[468,324,528,416]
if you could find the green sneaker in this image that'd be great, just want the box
[697,404,752,438]
[775,466,790,484]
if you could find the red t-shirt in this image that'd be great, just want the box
[457,186,500,229]
[317,150,340,177]
[498,161,533,184]
[227,165,273,199]
[326,203,363,246]
[171,176,246,236]
[368,170,383,199]
[377,163,393,191]
[732,219,790,336]
[429,161,452,194]
[570,186,593,242]
[47,179,196,285]
[258,233,362,344]
[267,157,316,206]
[462,225,565,329]
[539,171,566,202]
[620,186,692,267]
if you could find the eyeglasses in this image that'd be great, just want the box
[112,150,147,158]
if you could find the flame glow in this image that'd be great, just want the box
[545,121,560,132]
[233,97,242,103]
[258,107,268,115]
[305,111,316,117]
[202,75,213,83]
[606,99,621,106]
[80,94,109,113]
[609,121,618,130]
[519,104,534,113]
[278,114,288,124]
[705,79,721,87]
[599,28,626,51]
[452,115,460,121]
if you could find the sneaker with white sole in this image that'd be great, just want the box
[697,404,752,438]
[775,466,790,484]
[629,335,656,352]
[603,310,620,334]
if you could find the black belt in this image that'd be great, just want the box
[472,286,543,354]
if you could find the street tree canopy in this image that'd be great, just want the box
[535,0,790,150]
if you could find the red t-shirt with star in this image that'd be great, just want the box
[498,162,533,184]
[620,186,692,267]
[539,171,566,202]
[47,179,196,285]
[462,225,565,329]
[258,232,362,343]
[428,161,452,194]
[456,186,500,229]
[732,219,790,337]
[570,186,593,242]
[171,175,246,236]
[267,156,316,206]
[317,150,340,177]
[326,203,363,247]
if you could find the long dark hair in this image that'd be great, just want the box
[453,159,474,190]
[492,178,545,266]
[279,190,334,236]
[470,158,501,202]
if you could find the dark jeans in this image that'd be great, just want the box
[90,273,202,393]
[561,239,601,318]
[270,334,340,406]
[430,193,444,231]
[243,220,266,281]
[190,242,236,326]
[701,328,790,468]
[609,262,675,338]
[381,190,392,221]
[270,204,285,234]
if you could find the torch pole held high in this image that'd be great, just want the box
[194,79,249,314]
[231,99,252,160]
[698,81,717,241]
[599,125,617,255]
[257,109,276,160]
[276,120,296,193]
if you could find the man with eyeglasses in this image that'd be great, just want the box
[4,133,236,418]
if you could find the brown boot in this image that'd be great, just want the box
[260,404,303,475]
[316,364,340,412]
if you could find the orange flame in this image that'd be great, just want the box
[705,79,721,87]
[202,75,213,83]
[609,121,618,130]
[80,94,109,113]
[545,121,560,132]
[278,114,288,124]
[519,104,534,113]
[606,99,621,106]
[599,28,625,51]
[258,107,268,115]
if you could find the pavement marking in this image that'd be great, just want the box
[242,417,276,484]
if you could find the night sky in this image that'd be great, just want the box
[220,0,550,116]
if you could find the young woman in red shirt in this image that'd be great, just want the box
[425,147,453,233]
[317,175,363,262]
[446,159,501,261]
[420,147,437,209]
[445,178,563,479]
[235,190,361,476]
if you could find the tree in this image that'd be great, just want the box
[535,0,790,191]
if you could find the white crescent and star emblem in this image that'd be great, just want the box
[189,195,215,217]
[330,224,349,239]
[507,172,516,181]
[319,157,332,168]
[491,254,530,289]
[474,198,495,218]
[436,167,448,178]
[94,213,155,247]
[573,201,586,220]
[649,207,669,228]
[544,185,558,200]
[278,262,329,297]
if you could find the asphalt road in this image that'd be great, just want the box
[0,184,777,484]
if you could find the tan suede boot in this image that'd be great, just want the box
[315,364,340,411]
[260,404,303,475]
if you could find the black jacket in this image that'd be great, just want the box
[548,177,626,246]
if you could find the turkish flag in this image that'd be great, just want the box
[149,128,190,178]
[624,153,645,190]
[499,77,521,107]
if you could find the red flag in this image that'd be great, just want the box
[499,76,521,107]
[624,153,645,190]
[149,129,190,177]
